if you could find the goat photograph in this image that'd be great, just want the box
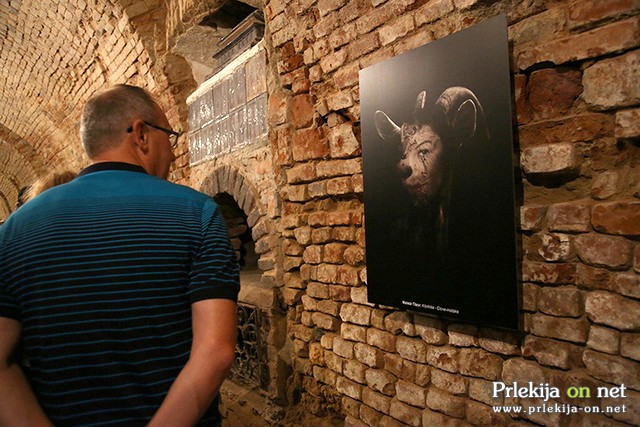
[360,15,520,329]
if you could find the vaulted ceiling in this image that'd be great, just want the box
[0,0,254,219]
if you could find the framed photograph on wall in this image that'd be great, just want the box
[359,14,520,329]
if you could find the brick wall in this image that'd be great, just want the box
[263,0,640,425]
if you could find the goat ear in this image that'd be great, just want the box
[452,99,477,138]
[374,110,401,140]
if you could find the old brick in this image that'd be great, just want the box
[362,388,391,415]
[431,369,468,396]
[469,378,502,405]
[340,303,371,325]
[326,89,354,111]
[359,404,383,426]
[328,122,361,158]
[530,313,590,343]
[320,48,347,74]
[290,94,315,129]
[316,262,337,282]
[384,353,416,382]
[447,324,478,347]
[415,0,454,26]
[421,408,464,427]
[325,349,343,373]
[426,387,466,419]
[354,342,384,368]
[583,48,640,110]
[458,348,502,381]
[568,0,640,29]
[343,245,365,266]
[615,107,640,140]
[466,400,510,426]
[528,67,582,120]
[478,328,521,356]
[522,261,576,285]
[341,323,367,343]
[292,128,329,161]
[538,285,582,317]
[334,336,355,358]
[268,90,290,125]
[384,311,415,336]
[336,375,363,399]
[344,359,368,384]
[591,170,620,200]
[516,17,640,70]
[389,399,422,426]
[519,113,614,147]
[395,380,426,408]
[365,368,397,396]
[367,328,397,352]
[527,232,576,262]
[587,325,621,354]
[502,358,546,385]
[307,282,329,298]
[427,346,459,374]
[396,336,427,363]
[294,225,312,245]
[585,291,640,330]
[621,333,640,361]
[414,314,447,344]
[592,200,640,235]
[379,14,415,46]
[313,311,341,331]
[521,143,577,175]
[509,7,565,46]
[575,234,634,269]
[520,205,547,232]
[583,349,640,389]
[346,32,380,62]
[522,335,571,369]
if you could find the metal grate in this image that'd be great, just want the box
[231,304,269,390]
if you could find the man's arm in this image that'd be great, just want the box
[0,317,53,427]
[148,298,237,427]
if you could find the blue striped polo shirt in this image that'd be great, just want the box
[0,162,240,426]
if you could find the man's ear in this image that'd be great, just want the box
[130,120,149,153]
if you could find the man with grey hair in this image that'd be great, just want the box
[0,84,240,426]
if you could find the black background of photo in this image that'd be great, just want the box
[359,15,520,329]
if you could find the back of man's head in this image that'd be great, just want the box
[80,84,158,159]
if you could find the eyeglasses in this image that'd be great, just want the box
[127,121,181,149]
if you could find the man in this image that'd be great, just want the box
[0,84,240,426]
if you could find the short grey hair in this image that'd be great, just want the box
[80,84,159,158]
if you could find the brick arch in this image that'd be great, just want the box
[198,165,273,273]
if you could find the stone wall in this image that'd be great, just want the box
[262,0,640,425]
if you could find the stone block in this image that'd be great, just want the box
[585,291,640,330]
[395,380,427,408]
[587,325,621,355]
[384,311,415,335]
[292,128,329,161]
[575,234,634,270]
[621,333,640,361]
[325,349,343,374]
[527,232,576,263]
[583,349,640,390]
[365,368,397,396]
[427,346,459,374]
[359,404,383,426]
[528,67,583,120]
[336,375,363,400]
[537,285,582,317]
[328,123,361,158]
[529,313,590,343]
[344,359,368,384]
[458,348,503,380]
[414,314,447,344]
[426,387,466,419]
[362,387,392,414]
[583,48,640,110]
[477,328,521,356]
[341,323,367,342]
[431,369,468,395]
[521,143,577,175]
[367,328,397,352]
[501,358,546,385]
[516,17,640,70]
[469,378,502,406]
[520,204,547,232]
[592,200,640,235]
[448,324,478,347]
[591,170,620,200]
[379,14,415,46]
[522,335,571,369]
[568,0,640,29]
[307,282,329,298]
[615,107,640,140]
[389,399,422,426]
[547,200,592,233]
[354,342,385,368]
[312,312,341,331]
[333,336,355,358]
[384,353,416,383]
[396,336,428,363]
[415,0,454,26]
